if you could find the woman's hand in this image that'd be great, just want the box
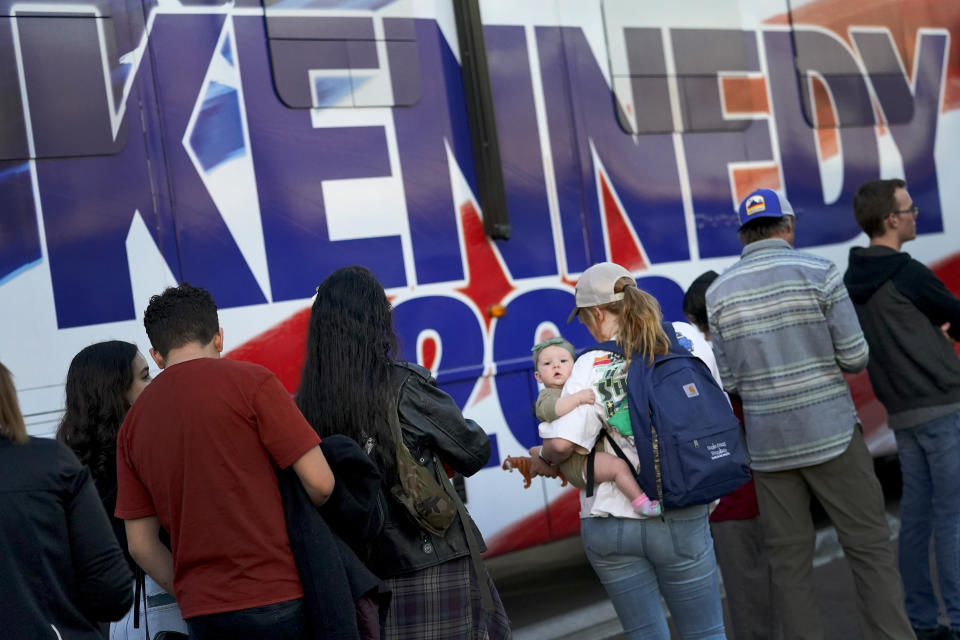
[528,446,559,478]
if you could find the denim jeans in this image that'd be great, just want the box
[581,505,725,640]
[185,598,304,640]
[896,409,960,630]
[111,574,187,640]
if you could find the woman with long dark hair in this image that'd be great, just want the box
[58,341,148,512]
[1,361,132,639]
[57,341,187,639]
[297,266,511,640]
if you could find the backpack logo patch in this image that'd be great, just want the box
[683,383,699,398]
[707,441,730,460]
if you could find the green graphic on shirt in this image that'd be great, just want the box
[608,404,633,436]
[592,354,632,436]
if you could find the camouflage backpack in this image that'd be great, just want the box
[388,409,457,536]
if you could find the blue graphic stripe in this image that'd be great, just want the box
[191,82,245,171]
[0,258,41,286]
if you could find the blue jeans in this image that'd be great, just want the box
[581,505,725,640]
[896,410,960,630]
[185,598,304,640]
[111,574,187,639]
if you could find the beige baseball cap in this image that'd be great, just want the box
[566,262,633,323]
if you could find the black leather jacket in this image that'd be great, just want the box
[367,362,491,578]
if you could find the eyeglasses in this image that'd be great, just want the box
[892,204,919,218]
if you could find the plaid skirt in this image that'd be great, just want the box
[384,556,512,640]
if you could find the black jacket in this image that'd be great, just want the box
[278,434,390,640]
[367,362,491,578]
[844,245,960,421]
[0,437,133,640]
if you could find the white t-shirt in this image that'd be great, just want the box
[539,321,720,519]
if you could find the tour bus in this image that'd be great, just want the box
[1,0,958,556]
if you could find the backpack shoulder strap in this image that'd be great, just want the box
[578,340,621,358]
[657,320,707,361]
[430,455,495,612]
[579,341,639,499]
[582,322,685,362]
[584,428,639,497]
[655,320,686,361]
[585,446,597,497]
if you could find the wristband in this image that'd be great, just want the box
[538,448,556,467]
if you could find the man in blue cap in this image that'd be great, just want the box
[705,189,912,639]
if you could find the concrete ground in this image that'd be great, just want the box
[488,457,912,639]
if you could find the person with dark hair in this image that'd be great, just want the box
[851,177,908,239]
[846,179,960,640]
[115,283,335,640]
[141,283,220,359]
[706,189,912,639]
[684,272,781,640]
[1,361,133,639]
[57,341,188,639]
[297,265,511,640]
[681,271,719,336]
[58,341,148,554]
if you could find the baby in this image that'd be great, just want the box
[505,337,660,516]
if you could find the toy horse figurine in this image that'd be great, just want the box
[501,456,568,489]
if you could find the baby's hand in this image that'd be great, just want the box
[574,389,595,405]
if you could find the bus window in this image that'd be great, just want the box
[0,18,28,159]
[601,0,913,135]
[262,0,420,109]
[0,4,139,160]
[602,0,764,135]
[787,17,913,128]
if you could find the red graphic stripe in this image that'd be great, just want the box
[483,488,581,558]
[455,201,514,328]
[225,307,310,393]
[600,173,647,272]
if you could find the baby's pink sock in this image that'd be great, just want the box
[632,494,661,516]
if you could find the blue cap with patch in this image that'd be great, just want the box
[737,188,794,228]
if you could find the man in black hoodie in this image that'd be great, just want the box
[845,178,960,640]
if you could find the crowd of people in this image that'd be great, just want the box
[526,180,960,640]
[0,178,958,640]
[1,270,508,640]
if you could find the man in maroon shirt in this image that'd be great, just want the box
[116,284,334,639]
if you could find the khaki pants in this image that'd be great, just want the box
[754,426,913,640]
[559,450,587,489]
[710,516,782,640]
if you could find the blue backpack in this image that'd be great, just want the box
[585,322,751,509]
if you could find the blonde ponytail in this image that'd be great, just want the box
[608,277,670,364]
